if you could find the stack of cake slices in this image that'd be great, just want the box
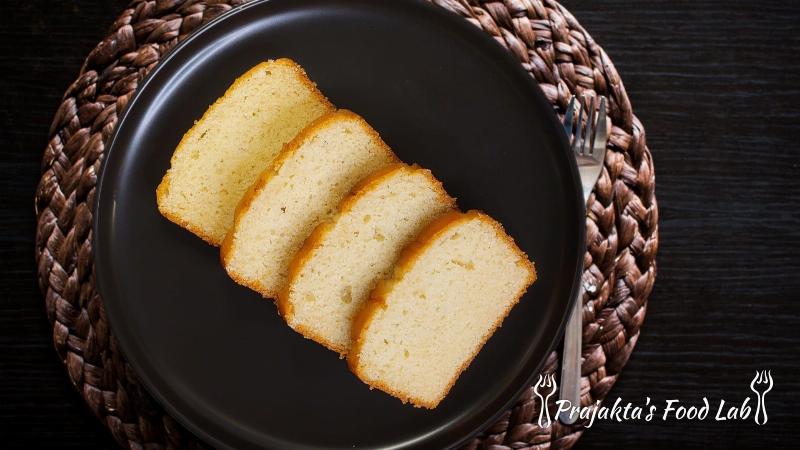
[156,59,536,408]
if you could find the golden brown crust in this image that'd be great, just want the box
[284,319,349,357]
[277,164,412,318]
[331,110,400,166]
[280,163,456,354]
[347,210,536,408]
[275,219,334,319]
[281,164,417,307]
[221,111,344,298]
[155,181,221,246]
[156,58,334,246]
[347,210,469,376]
[221,109,397,299]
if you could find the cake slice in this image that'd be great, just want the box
[348,210,536,408]
[221,110,398,298]
[279,164,456,354]
[156,59,334,245]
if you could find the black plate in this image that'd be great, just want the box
[94,0,584,448]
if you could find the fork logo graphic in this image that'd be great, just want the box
[750,370,773,425]
[533,373,557,428]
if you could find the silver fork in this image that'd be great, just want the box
[750,370,773,425]
[558,95,608,424]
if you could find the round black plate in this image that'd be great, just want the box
[94,0,584,448]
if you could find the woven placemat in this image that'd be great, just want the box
[34,0,658,448]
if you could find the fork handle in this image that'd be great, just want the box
[755,392,768,425]
[558,285,584,424]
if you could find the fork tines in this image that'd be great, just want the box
[564,95,607,156]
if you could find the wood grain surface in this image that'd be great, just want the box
[1,0,799,448]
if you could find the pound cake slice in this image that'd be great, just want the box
[221,110,398,298]
[348,210,536,408]
[279,164,456,354]
[156,59,334,245]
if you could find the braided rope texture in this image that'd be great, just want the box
[34,0,658,448]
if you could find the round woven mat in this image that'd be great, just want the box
[34,0,658,448]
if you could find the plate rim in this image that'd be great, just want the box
[93,0,586,448]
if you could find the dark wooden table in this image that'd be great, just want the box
[2,1,799,448]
